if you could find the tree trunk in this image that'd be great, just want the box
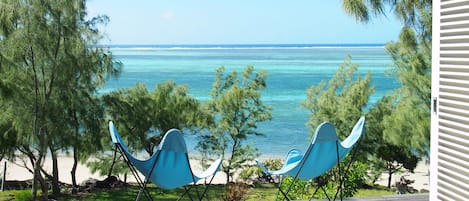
[40,173,48,201]
[225,168,230,184]
[32,160,38,200]
[33,156,49,201]
[51,149,60,196]
[387,164,392,189]
[71,115,80,192]
[71,146,78,193]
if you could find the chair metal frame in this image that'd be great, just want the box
[257,117,365,201]
[109,122,220,201]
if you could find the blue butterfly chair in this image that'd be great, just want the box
[109,121,222,201]
[256,116,365,201]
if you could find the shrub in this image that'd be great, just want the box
[238,166,257,182]
[255,158,283,183]
[224,182,250,201]
[280,176,313,200]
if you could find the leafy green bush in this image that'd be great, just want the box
[314,160,371,199]
[239,158,283,183]
[239,166,257,182]
[342,161,369,196]
[280,176,313,200]
[276,160,370,200]
[255,158,283,183]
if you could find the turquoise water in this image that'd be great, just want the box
[102,44,399,156]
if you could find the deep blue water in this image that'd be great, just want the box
[101,44,399,157]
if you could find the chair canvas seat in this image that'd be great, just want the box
[109,121,222,200]
[256,116,365,200]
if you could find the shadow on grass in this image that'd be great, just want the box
[58,183,277,201]
[0,183,395,201]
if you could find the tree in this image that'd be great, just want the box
[383,29,431,156]
[342,0,432,32]
[0,0,119,199]
[366,96,419,188]
[198,66,272,183]
[341,0,432,157]
[66,95,109,191]
[301,56,374,196]
[102,81,208,157]
[95,81,209,179]
[0,109,17,162]
[302,55,374,139]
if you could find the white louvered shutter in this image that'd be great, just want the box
[431,0,469,200]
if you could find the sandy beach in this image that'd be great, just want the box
[375,160,430,192]
[0,155,228,186]
[0,156,106,185]
[1,155,429,192]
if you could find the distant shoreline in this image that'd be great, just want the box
[101,43,386,50]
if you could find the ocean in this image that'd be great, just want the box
[101,44,399,157]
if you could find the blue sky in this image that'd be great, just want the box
[87,0,402,45]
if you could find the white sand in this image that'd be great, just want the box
[0,156,106,184]
[1,155,429,191]
[0,155,227,185]
[375,160,430,191]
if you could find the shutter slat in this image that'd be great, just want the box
[441,4,469,15]
[441,0,469,9]
[441,35,469,40]
[440,76,469,84]
[440,49,469,54]
[440,27,469,34]
[440,42,469,48]
[441,57,469,61]
[440,70,469,77]
[440,64,469,70]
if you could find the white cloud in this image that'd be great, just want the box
[161,11,175,20]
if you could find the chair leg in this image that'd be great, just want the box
[275,176,292,201]
[308,184,320,201]
[136,179,152,201]
[129,166,152,201]
[194,184,202,201]
[178,186,194,201]
[274,176,281,201]
[177,178,216,201]
[333,142,343,201]
[116,145,153,201]
[198,175,216,201]
[321,185,331,201]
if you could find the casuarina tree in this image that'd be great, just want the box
[198,66,272,183]
[0,0,120,199]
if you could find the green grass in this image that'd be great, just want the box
[0,190,32,201]
[0,184,396,201]
[355,188,395,197]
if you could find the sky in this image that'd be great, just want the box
[86,0,402,45]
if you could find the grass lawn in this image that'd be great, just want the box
[0,184,395,201]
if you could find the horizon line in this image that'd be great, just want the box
[102,43,386,46]
[100,43,386,50]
